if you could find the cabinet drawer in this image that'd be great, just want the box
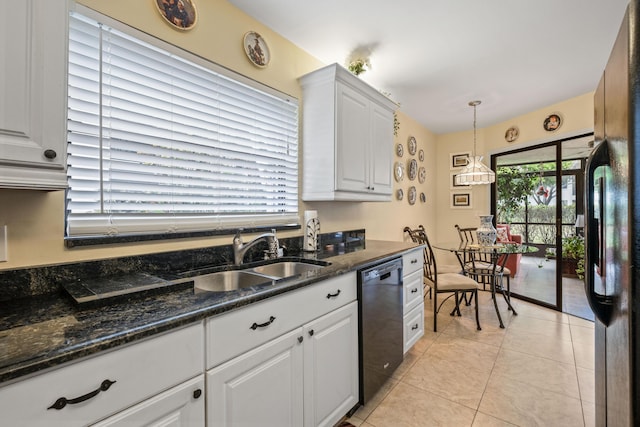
[0,322,204,427]
[403,303,425,354]
[403,269,423,312]
[402,247,424,275]
[206,272,356,369]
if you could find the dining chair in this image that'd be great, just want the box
[408,226,481,332]
[404,225,461,300]
[454,224,513,307]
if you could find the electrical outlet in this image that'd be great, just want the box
[0,225,7,262]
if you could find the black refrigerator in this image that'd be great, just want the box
[585,1,640,425]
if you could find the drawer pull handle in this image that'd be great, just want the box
[193,389,202,399]
[412,324,419,330]
[411,288,418,293]
[47,379,116,410]
[298,336,304,343]
[326,290,341,299]
[411,259,418,264]
[309,329,314,336]
[250,316,276,330]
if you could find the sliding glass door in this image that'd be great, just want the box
[491,134,594,319]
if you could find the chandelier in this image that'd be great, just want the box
[455,100,495,185]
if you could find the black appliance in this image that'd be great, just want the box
[357,257,403,404]
[585,2,640,424]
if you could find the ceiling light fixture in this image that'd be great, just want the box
[455,100,496,186]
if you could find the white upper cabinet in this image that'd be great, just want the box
[0,0,68,189]
[299,64,396,201]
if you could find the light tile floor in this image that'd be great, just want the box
[344,291,595,427]
[511,256,594,321]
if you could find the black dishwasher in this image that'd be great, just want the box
[357,257,403,404]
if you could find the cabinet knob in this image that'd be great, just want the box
[298,336,304,343]
[193,389,202,399]
[44,149,57,159]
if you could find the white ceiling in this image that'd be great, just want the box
[228,0,629,134]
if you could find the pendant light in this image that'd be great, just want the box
[455,100,496,185]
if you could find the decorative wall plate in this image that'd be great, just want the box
[505,126,519,142]
[407,136,417,155]
[396,188,404,200]
[543,113,562,132]
[155,0,198,31]
[418,149,424,162]
[394,161,404,182]
[243,31,270,68]
[418,166,426,183]
[408,186,417,205]
[396,143,404,157]
[408,159,418,181]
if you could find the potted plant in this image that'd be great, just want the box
[562,235,585,279]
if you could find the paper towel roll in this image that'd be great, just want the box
[303,210,320,251]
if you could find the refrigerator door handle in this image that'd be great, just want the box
[585,140,613,325]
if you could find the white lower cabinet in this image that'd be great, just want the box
[0,273,361,427]
[402,247,425,353]
[92,375,205,426]
[0,322,204,427]
[207,327,305,427]
[206,274,358,427]
[303,302,359,427]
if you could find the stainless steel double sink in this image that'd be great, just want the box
[191,260,330,293]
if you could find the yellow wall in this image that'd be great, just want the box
[433,92,595,262]
[0,0,438,270]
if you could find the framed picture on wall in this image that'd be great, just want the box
[450,172,470,189]
[450,152,471,170]
[450,192,472,209]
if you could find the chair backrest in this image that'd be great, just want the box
[403,225,437,282]
[455,224,477,243]
[455,224,496,267]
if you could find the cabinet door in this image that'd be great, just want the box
[369,102,394,195]
[0,0,68,189]
[207,328,304,427]
[92,376,205,427]
[335,83,369,193]
[303,301,359,427]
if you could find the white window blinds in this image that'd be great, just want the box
[66,11,299,237]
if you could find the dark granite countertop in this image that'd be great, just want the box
[0,240,419,385]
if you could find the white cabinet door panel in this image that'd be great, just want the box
[0,0,68,189]
[303,301,358,427]
[207,328,304,427]
[336,83,368,193]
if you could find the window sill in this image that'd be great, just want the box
[64,224,301,248]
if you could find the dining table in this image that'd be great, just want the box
[432,241,539,328]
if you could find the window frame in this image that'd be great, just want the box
[65,5,300,246]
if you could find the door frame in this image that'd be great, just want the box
[489,131,593,311]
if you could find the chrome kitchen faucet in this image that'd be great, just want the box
[232,229,279,265]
